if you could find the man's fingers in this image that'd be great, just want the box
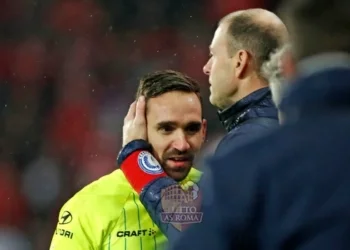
[122,96,147,145]
[134,96,146,125]
[124,101,136,122]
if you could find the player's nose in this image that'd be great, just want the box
[173,133,191,152]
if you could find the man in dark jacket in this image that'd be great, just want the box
[117,8,288,246]
[204,8,287,154]
[169,0,350,249]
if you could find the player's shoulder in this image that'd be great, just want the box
[77,168,131,194]
[60,169,133,222]
[51,170,137,249]
[179,167,202,189]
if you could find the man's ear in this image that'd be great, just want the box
[201,119,208,142]
[234,50,249,79]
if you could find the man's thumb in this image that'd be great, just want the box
[134,96,146,124]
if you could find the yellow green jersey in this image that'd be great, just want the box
[49,168,202,250]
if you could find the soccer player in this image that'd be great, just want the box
[49,70,206,250]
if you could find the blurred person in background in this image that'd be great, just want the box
[262,43,292,122]
[49,70,206,250]
[169,0,350,249]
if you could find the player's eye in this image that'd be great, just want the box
[158,125,175,134]
[185,123,201,135]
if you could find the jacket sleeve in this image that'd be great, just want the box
[168,152,263,250]
[49,198,97,250]
[140,177,203,246]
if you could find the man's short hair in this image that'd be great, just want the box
[262,44,291,107]
[136,70,202,107]
[220,9,287,79]
[279,0,350,59]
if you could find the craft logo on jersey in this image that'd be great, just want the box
[160,182,203,231]
[117,228,156,237]
[138,151,163,175]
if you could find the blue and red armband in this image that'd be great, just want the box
[117,139,167,193]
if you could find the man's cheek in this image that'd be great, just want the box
[150,144,163,165]
[190,138,203,153]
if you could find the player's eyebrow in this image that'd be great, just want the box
[185,121,202,129]
[156,121,202,129]
[156,121,177,129]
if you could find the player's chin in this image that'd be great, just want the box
[164,160,192,182]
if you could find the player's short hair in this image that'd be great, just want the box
[279,0,350,60]
[220,9,287,79]
[262,44,291,107]
[136,70,202,106]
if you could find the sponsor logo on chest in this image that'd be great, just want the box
[116,228,156,237]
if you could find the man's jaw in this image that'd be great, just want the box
[163,160,193,182]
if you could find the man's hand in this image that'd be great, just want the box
[123,96,147,146]
[118,95,166,194]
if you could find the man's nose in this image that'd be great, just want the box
[203,59,211,75]
[173,134,191,152]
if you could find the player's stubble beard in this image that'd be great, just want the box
[160,148,195,182]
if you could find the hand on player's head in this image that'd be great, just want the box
[123,96,147,146]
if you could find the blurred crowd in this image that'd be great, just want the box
[0,0,273,249]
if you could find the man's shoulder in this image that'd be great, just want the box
[73,169,131,197]
[60,169,133,221]
[234,117,279,134]
[213,113,350,174]
[213,122,298,166]
[51,170,136,249]
[216,117,278,156]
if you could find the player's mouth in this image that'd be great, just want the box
[167,156,193,168]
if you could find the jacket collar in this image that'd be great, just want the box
[217,87,272,132]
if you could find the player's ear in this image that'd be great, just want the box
[201,119,207,142]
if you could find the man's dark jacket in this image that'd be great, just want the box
[169,66,350,250]
[138,87,279,244]
[215,87,279,155]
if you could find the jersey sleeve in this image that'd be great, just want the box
[140,177,179,235]
[49,197,97,250]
